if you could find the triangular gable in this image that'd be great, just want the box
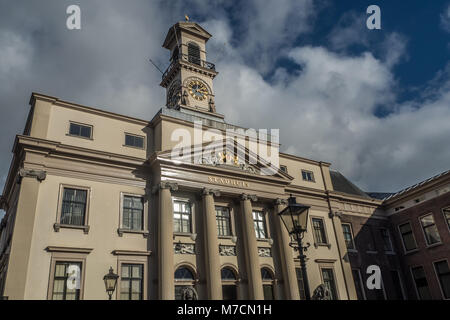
[158,137,293,181]
[163,22,212,49]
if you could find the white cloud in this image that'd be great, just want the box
[0,1,448,195]
[441,4,450,32]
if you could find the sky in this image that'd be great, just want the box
[1,0,450,219]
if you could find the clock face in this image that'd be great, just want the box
[188,80,208,101]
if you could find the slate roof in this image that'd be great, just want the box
[330,171,371,199]
[382,169,450,201]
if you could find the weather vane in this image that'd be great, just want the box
[185,15,189,21]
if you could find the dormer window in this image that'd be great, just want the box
[187,42,201,66]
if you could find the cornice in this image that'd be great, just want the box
[328,190,383,206]
[15,135,147,166]
[31,92,150,126]
[279,152,331,167]
[45,246,93,254]
[111,250,152,256]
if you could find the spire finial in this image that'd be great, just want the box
[185,15,190,22]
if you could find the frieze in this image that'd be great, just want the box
[174,243,195,254]
[208,176,250,188]
[258,247,272,257]
[219,245,237,256]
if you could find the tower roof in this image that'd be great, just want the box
[162,22,212,49]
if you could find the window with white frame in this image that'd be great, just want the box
[69,122,92,139]
[420,214,441,246]
[122,195,144,231]
[434,260,450,299]
[442,207,450,230]
[341,223,355,250]
[301,170,314,182]
[173,200,192,233]
[398,222,417,252]
[253,211,267,239]
[312,217,327,245]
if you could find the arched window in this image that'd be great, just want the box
[174,266,196,300]
[221,267,238,300]
[261,268,275,300]
[187,42,201,66]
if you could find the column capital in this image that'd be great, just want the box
[151,181,179,194]
[274,198,288,206]
[329,211,343,219]
[202,188,221,197]
[18,168,46,182]
[240,193,258,202]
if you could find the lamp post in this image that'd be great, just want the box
[278,195,311,300]
[103,267,119,300]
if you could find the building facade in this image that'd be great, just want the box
[0,22,448,300]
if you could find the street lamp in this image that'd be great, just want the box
[278,195,311,300]
[103,267,119,300]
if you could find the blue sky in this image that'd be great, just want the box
[0,1,450,219]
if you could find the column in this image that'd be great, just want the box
[329,211,358,300]
[4,170,44,299]
[202,188,222,299]
[273,199,300,300]
[155,181,178,300]
[240,194,264,300]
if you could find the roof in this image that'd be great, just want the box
[330,171,371,199]
[163,22,212,49]
[382,169,450,201]
[366,192,395,200]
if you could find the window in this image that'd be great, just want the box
[261,268,274,300]
[61,188,87,226]
[253,211,267,239]
[301,170,314,182]
[216,206,231,236]
[120,264,143,300]
[352,269,366,300]
[69,122,92,139]
[173,200,192,233]
[52,262,82,300]
[361,225,377,252]
[398,222,417,252]
[221,267,238,300]
[312,218,327,245]
[280,165,288,173]
[187,42,201,65]
[420,214,441,246]
[124,134,144,149]
[122,195,144,231]
[174,267,195,300]
[295,268,306,300]
[321,268,338,300]
[390,270,405,300]
[443,207,450,230]
[411,266,432,300]
[434,260,450,299]
[341,223,355,250]
[380,228,394,252]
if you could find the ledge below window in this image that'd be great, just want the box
[53,223,89,234]
[314,242,331,249]
[117,228,149,238]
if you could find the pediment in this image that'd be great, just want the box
[163,22,212,49]
[157,138,293,181]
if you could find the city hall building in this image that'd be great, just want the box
[0,22,449,300]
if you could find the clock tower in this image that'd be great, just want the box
[161,21,223,120]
